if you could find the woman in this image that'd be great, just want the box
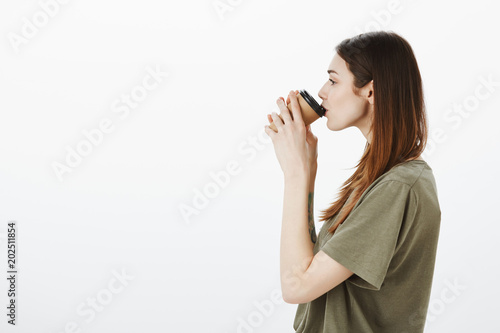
[264,31,441,333]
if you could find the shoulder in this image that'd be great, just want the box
[354,161,436,209]
[377,160,431,188]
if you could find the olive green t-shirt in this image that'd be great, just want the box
[293,160,441,333]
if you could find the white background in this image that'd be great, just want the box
[0,0,499,332]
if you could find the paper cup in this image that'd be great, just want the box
[268,90,326,132]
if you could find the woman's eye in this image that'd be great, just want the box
[329,79,336,85]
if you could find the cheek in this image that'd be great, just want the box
[328,87,348,110]
[327,88,361,124]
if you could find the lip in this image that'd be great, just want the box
[321,105,329,113]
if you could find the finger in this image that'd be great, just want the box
[270,111,284,130]
[287,91,299,109]
[267,114,273,123]
[276,97,293,123]
[286,91,298,105]
[288,90,305,126]
[264,125,276,139]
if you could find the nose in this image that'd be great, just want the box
[318,84,327,101]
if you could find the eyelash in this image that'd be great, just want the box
[329,79,337,85]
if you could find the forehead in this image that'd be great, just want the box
[328,53,349,76]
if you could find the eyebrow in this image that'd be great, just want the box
[327,69,339,76]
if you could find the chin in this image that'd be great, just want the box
[326,119,342,131]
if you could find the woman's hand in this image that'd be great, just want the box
[264,90,319,181]
[283,91,319,180]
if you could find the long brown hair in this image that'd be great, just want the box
[318,31,428,234]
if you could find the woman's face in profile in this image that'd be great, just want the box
[318,53,373,134]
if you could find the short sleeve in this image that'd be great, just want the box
[320,180,414,290]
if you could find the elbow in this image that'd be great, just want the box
[283,293,298,304]
[283,292,306,304]
[282,291,296,304]
[281,284,306,304]
[284,297,300,305]
[281,271,308,304]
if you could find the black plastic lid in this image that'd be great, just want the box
[299,90,325,117]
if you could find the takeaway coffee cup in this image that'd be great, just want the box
[268,90,326,132]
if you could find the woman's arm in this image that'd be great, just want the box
[280,170,316,303]
[280,167,353,305]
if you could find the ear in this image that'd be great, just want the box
[365,80,374,105]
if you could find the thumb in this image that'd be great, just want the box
[306,125,314,135]
[305,125,313,139]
